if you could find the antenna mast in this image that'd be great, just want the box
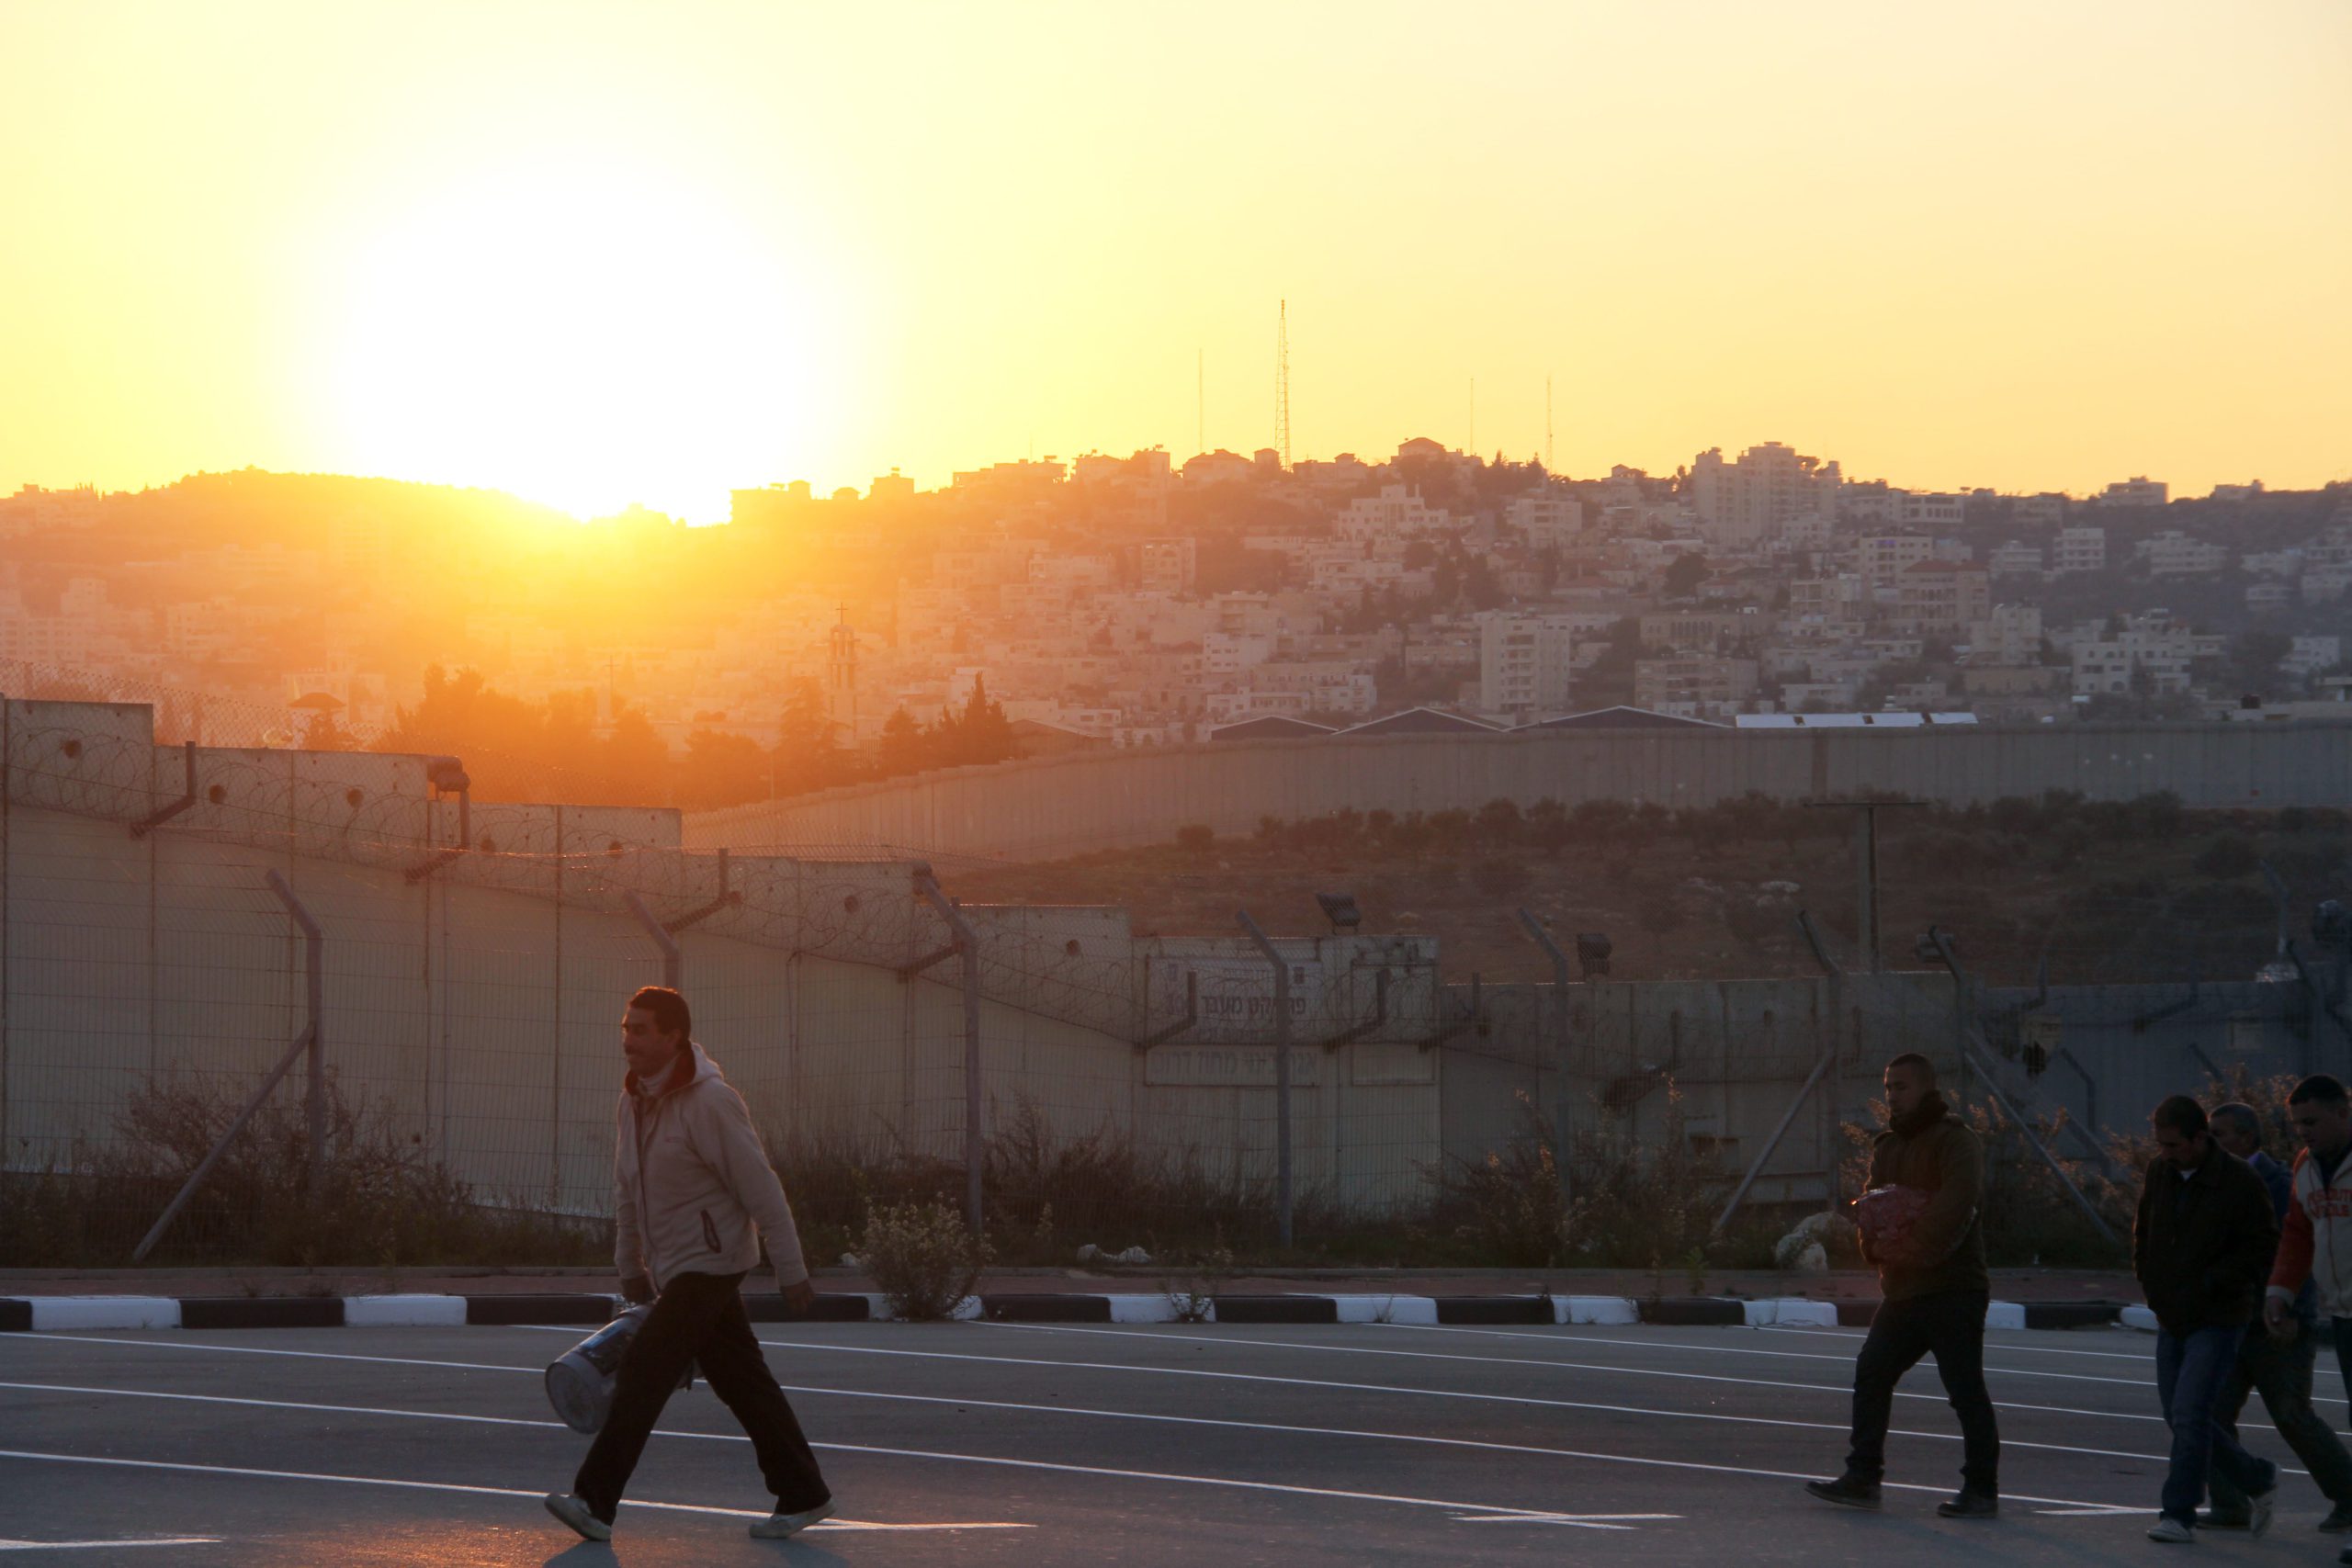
[1197,346,1204,457]
[1275,300,1291,469]
[1546,375,1555,472]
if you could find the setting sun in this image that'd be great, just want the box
[327,156,836,519]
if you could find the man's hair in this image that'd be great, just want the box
[2152,1094,2208,1138]
[2290,1074,2351,1109]
[2209,1101,2262,1145]
[627,986,692,1043]
[1883,1052,1935,1084]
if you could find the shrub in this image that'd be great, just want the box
[2192,833,2260,880]
[0,1072,602,1269]
[1474,798,1523,844]
[1565,1079,1726,1269]
[858,1200,990,1321]
[1433,1093,1571,1266]
[1174,824,1215,852]
[1470,855,1530,899]
[1159,1235,1235,1323]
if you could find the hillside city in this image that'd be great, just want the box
[6,438,2351,806]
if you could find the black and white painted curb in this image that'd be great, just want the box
[0,1292,2132,1333]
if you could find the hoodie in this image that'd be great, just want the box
[612,1041,809,1291]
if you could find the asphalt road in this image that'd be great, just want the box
[2,1316,2345,1565]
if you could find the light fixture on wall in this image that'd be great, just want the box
[1316,892,1362,933]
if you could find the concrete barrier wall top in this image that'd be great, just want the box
[684,722,2352,863]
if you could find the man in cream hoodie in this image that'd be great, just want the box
[545,986,833,1542]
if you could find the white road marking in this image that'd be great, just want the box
[1364,1321,2177,1392]
[0,1337,2162,1517]
[0,1380,1637,1530]
[1762,1325,2163,1362]
[1449,1514,1678,1525]
[951,1320,2177,1426]
[0,1540,220,1553]
[0,1447,1025,1530]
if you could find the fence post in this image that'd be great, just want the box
[132,870,324,1260]
[624,892,683,990]
[912,865,984,1235]
[1925,926,2119,1247]
[1516,908,1574,1203]
[268,871,326,1198]
[1237,909,1292,1249]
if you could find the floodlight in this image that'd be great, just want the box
[1575,932,1611,977]
[1316,892,1363,933]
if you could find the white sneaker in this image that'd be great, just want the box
[2249,1483,2276,1540]
[544,1493,612,1542]
[750,1497,836,1539]
[2146,1517,2194,1544]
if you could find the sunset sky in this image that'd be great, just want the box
[4,1,2346,522]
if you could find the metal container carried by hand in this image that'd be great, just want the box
[545,1304,655,1434]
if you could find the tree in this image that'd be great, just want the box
[776,678,836,757]
[877,707,926,775]
[1663,552,1710,599]
[941,675,1015,767]
[2228,628,2292,699]
[676,728,770,811]
[300,708,356,751]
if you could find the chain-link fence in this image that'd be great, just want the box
[6,693,2347,1273]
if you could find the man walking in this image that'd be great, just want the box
[1805,1052,1999,1518]
[2199,1100,2352,1532]
[545,986,835,1543]
[2265,1074,2352,1565]
[2134,1094,2279,1544]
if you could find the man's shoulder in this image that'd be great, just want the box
[1929,1114,1982,1154]
[2218,1151,2272,1196]
[679,1072,751,1118]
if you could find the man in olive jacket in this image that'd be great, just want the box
[2134,1093,2281,1542]
[1807,1053,2000,1518]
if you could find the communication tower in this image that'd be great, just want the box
[1275,300,1291,469]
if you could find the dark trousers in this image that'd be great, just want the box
[1844,1289,1999,1495]
[2209,1314,2352,1513]
[2155,1325,2277,1526]
[572,1270,831,1523]
[2335,1316,2352,1404]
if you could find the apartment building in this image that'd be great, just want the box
[1478,611,1577,715]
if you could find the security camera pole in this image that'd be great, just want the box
[1804,799,1927,973]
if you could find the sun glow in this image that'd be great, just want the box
[330,159,828,521]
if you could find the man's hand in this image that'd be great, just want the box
[782,1279,817,1316]
[2264,1293,2293,1337]
[620,1274,655,1305]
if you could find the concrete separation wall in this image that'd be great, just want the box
[686,721,2352,863]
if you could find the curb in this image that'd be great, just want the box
[0,1292,2125,1332]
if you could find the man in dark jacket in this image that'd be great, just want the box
[1806,1053,1999,1518]
[2201,1100,2352,1531]
[2134,1094,2280,1543]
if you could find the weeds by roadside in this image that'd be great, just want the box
[857,1200,989,1321]
[0,1072,603,1269]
